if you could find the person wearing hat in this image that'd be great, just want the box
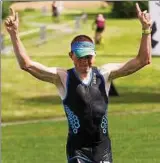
[4,3,152,163]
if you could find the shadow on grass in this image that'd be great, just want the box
[64,12,112,20]
[2,53,136,59]
[110,92,160,104]
[20,92,160,106]
[43,53,135,59]
[20,95,61,106]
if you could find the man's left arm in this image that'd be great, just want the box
[109,3,152,80]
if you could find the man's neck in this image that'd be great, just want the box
[74,68,92,80]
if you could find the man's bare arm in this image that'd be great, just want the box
[5,8,60,84]
[9,33,60,83]
[109,3,151,80]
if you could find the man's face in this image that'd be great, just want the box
[70,53,95,73]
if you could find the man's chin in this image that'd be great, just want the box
[82,67,90,73]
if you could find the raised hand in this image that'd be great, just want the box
[136,3,152,29]
[4,8,19,34]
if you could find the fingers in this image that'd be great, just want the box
[141,10,147,19]
[10,7,15,17]
[5,8,18,26]
[5,16,14,26]
[136,4,150,20]
[10,7,17,21]
[143,10,147,14]
[136,3,141,16]
[135,3,152,29]
[142,11,151,22]
[144,12,149,19]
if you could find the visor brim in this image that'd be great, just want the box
[74,49,96,58]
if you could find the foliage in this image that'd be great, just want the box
[2,2,13,19]
[111,1,148,18]
[24,8,35,12]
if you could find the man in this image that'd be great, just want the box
[5,3,151,163]
[92,14,105,44]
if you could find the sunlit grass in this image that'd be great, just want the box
[2,112,160,163]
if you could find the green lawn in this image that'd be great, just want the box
[2,112,160,163]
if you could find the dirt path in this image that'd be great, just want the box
[11,1,103,11]
[2,108,160,127]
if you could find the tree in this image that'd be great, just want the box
[111,1,148,18]
[2,2,13,19]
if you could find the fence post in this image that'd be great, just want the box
[40,25,47,43]
[74,16,81,32]
[81,12,88,24]
[41,6,47,16]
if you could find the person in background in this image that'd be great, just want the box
[93,13,118,96]
[4,3,151,163]
[51,1,59,22]
[92,14,106,45]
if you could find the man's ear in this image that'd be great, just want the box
[69,52,73,58]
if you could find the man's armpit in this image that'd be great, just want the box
[56,68,68,87]
[99,63,123,81]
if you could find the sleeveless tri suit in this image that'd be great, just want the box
[62,67,112,163]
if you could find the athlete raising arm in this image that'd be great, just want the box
[4,3,151,163]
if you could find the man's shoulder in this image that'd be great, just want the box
[56,67,67,71]
[98,63,121,75]
[98,63,113,71]
[56,67,68,75]
[99,63,121,69]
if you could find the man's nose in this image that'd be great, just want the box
[81,58,88,63]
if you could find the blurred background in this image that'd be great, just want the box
[1,1,160,163]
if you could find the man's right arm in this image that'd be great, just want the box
[10,33,60,83]
[5,8,60,84]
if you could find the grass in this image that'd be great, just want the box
[2,112,160,163]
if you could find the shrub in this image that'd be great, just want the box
[24,8,35,12]
[111,1,148,18]
[2,1,12,19]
